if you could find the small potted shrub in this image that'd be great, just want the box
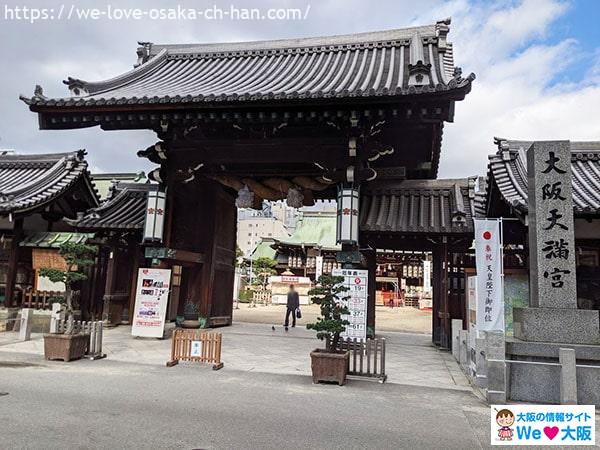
[39,242,97,362]
[307,274,350,385]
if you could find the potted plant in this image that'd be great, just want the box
[39,241,97,361]
[307,274,350,385]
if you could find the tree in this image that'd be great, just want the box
[306,274,350,351]
[251,257,277,289]
[39,242,97,334]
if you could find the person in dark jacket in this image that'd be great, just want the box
[284,284,300,330]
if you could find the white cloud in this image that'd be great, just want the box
[1,0,597,180]
[436,0,600,178]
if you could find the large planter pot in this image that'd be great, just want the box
[44,333,89,362]
[310,349,350,386]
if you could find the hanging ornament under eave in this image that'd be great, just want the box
[286,187,304,208]
[143,189,167,243]
[336,186,360,245]
[235,185,254,209]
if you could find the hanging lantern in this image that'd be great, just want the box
[235,185,254,209]
[143,189,167,243]
[336,186,359,245]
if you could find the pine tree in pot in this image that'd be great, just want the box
[307,274,350,385]
[39,242,97,362]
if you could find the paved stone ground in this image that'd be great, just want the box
[0,359,490,450]
[234,303,432,334]
[0,322,469,391]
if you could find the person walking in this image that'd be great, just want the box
[284,284,300,331]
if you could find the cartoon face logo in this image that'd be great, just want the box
[496,409,515,441]
[497,412,514,427]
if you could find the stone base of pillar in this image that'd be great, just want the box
[507,337,600,406]
[513,307,600,345]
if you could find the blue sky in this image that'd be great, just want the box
[538,0,600,84]
[0,0,599,178]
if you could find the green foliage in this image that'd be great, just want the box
[238,289,253,303]
[306,274,350,351]
[38,242,97,288]
[251,257,277,288]
[38,242,97,328]
[235,245,245,268]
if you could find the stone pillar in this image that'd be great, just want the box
[475,337,488,388]
[451,318,462,360]
[19,308,33,341]
[559,348,577,405]
[514,141,600,345]
[459,329,469,368]
[484,330,506,403]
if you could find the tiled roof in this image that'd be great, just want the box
[0,151,98,216]
[276,213,339,250]
[68,182,157,230]
[360,178,478,234]
[22,20,473,109]
[91,171,147,200]
[488,139,600,215]
[20,232,94,248]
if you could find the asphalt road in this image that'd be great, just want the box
[0,358,491,449]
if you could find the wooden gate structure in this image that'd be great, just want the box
[23,20,475,340]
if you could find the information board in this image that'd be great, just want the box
[131,268,171,338]
[332,268,368,340]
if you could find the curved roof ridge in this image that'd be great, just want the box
[147,24,438,57]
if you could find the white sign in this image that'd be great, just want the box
[474,219,504,332]
[190,341,202,357]
[131,268,171,338]
[315,256,324,281]
[491,404,595,446]
[332,268,368,340]
[423,260,432,295]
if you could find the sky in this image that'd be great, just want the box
[0,0,599,178]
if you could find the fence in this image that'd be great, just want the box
[339,337,387,382]
[252,289,271,306]
[22,290,62,310]
[55,319,106,360]
[167,329,224,370]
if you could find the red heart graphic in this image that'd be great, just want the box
[544,426,559,440]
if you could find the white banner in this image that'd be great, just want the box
[474,219,504,332]
[315,256,323,281]
[131,268,171,338]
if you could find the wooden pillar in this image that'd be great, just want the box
[432,243,443,345]
[5,218,23,307]
[441,239,450,349]
[171,178,235,326]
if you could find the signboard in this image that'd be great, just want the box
[474,219,504,332]
[131,268,171,338]
[315,255,324,281]
[32,248,67,271]
[332,268,368,340]
[527,141,577,308]
[423,260,432,296]
[190,340,202,357]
